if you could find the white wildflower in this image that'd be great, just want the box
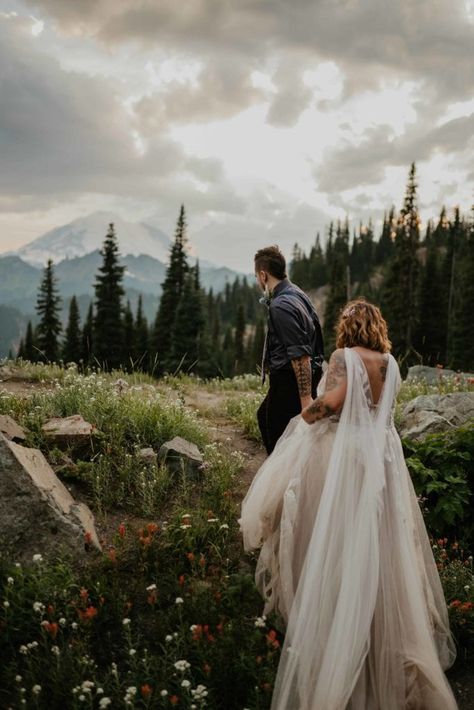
[32,685,41,695]
[175,597,184,605]
[99,699,112,709]
[181,679,191,688]
[32,554,43,563]
[122,617,131,626]
[174,659,191,672]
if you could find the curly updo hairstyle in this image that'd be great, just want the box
[335,299,391,353]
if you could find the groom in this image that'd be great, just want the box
[254,245,324,454]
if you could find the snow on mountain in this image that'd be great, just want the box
[10,212,172,266]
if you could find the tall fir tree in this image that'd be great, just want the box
[81,303,94,368]
[63,296,81,364]
[35,259,62,362]
[234,303,246,375]
[169,269,205,374]
[123,300,135,369]
[323,222,350,354]
[93,223,125,370]
[151,205,189,372]
[134,295,149,371]
[414,239,444,365]
[382,163,420,365]
[23,321,36,362]
[449,209,474,369]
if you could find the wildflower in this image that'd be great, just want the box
[33,602,44,613]
[84,531,93,546]
[3,600,9,608]
[186,552,195,562]
[99,699,112,708]
[178,575,185,587]
[175,597,184,605]
[59,617,66,626]
[118,523,126,538]
[160,690,168,697]
[207,518,219,523]
[219,524,229,530]
[32,554,43,563]
[72,622,78,630]
[254,616,266,628]
[51,645,60,656]
[170,696,179,706]
[147,523,159,535]
[450,600,462,608]
[180,524,192,530]
[146,584,157,592]
[165,635,173,642]
[97,688,104,695]
[129,649,137,656]
[174,660,191,672]
[141,684,152,698]
[108,548,117,563]
[19,645,28,654]
[464,585,470,592]
[266,629,280,649]
[32,685,41,695]
[7,577,14,585]
[181,679,191,688]
[123,617,131,626]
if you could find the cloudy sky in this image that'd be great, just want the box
[0,0,473,271]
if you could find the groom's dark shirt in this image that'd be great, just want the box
[264,279,324,376]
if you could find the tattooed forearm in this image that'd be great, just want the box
[305,397,335,420]
[325,350,347,391]
[291,356,312,399]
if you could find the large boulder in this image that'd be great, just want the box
[158,436,203,478]
[399,392,474,441]
[0,414,26,442]
[42,414,97,453]
[0,433,101,561]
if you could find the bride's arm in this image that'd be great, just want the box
[301,349,347,424]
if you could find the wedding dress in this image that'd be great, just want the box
[240,347,457,710]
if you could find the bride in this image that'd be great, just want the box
[240,300,457,710]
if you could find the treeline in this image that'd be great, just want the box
[291,163,474,371]
[17,206,264,378]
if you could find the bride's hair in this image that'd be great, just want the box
[335,299,391,352]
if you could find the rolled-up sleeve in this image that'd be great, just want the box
[269,302,313,361]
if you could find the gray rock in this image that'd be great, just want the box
[0,414,26,442]
[42,414,97,451]
[158,436,203,478]
[137,447,158,466]
[0,433,101,561]
[399,392,474,441]
[406,365,474,385]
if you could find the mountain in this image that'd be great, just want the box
[7,212,172,267]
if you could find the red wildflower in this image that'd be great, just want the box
[147,523,159,535]
[141,684,153,699]
[139,535,151,546]
[118,522,126,538]
[169,695,179,705]
[84,606,98,620]
[47,604,55,615]
[186,552,195,562]
[178,574,185,587]
[216,622,224,635]
[461,602,473,612]
[108,548,117,563]
[266,629,280,649]
[199,555,206,568]
[256,655,263,665]
[43,621,58,639]
[84,531,93,545]
[203,663,211,675]
[147,591,157,605]
[79,588,89,601]
[450,600,461,608]
[192,624,203,641]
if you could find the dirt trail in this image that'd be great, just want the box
[183,388,266,494]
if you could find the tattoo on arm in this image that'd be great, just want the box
[306,397,335,419]
[325,350,347,392]
[291,356,312,398]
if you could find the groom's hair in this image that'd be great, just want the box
[254,246,287,280]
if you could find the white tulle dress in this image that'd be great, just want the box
[240,347,457,710]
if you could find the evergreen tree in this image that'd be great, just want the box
[169,270,205,374]
[251,317,265,374]
[35,259,62,362]
[63,296,81,364]
[151,205,189,372]
[134,295,149,371]
[414,240,444,365]
[375,207,395,264]
[449,209,474,369]
[81,303,94,368]
[382,163,420,365]
[93,224,125,370]
[444,207,462,363]
[323,222,350,353]
[234,303,246,375]
[17,338,25,360]
[24,321,36,362]
[123,300,135,369]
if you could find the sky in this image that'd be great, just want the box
[0,0,473,271]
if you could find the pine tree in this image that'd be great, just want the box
[382,163,420,365]
[93,223,125,370]
[134,295,149,371]
[151,205,189,372]
[449,209,474,369]
[375,207,395,264]
[17,338,25,360]
[414,239,444,365]
[35,259,62,362]
[23,321,36,362]
[323,222,350,354]
[444,207,462,363]
[81,303,94,368]
[251,317,265,374]
[169,270,205,374]
[123,300,135,370]
[63,296,81,364]
[234,303,246,375]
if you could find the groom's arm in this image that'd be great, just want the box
[291,355,313,410]
[302,349,347,424]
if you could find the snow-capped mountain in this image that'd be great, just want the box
[9,212,172,267]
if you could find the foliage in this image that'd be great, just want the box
[226,394,264,442]
[35,259,62,363]
[403,425,474,545]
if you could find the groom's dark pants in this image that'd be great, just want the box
[257,367,318,455]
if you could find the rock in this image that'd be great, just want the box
[137,447,158,466]
[42,414,97,451]
[406,365,474,385]
[158,436,203,478]
[0,414,26,442]
[399,392,474,441]
[0,433,101,560]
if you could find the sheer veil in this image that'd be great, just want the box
[242,348,457,710]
